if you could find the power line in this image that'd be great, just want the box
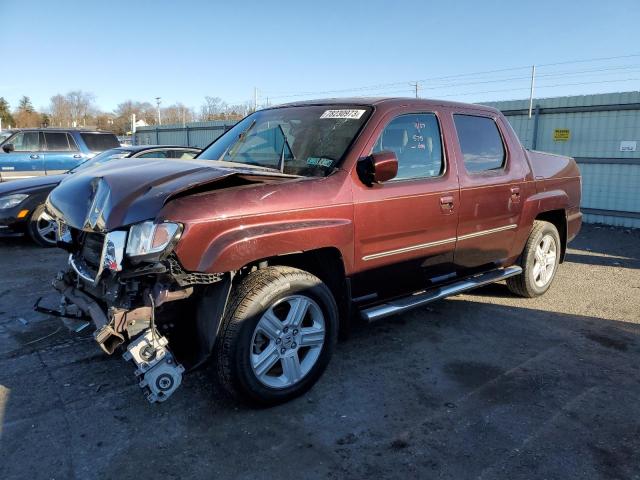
[264,53,640,100]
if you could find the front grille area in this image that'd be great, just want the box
[81,233,105,268]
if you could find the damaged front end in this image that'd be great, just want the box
[36,216,223,403]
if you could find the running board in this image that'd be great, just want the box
[360,266,522,323]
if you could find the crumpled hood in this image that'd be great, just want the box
[47,158,254,231]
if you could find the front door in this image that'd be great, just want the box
[351,109,460,301]
[0,131,45,180]
[451,112,527,270]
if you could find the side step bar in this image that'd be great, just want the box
[361,266,523,322]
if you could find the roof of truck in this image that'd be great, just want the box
[276,97,500,114]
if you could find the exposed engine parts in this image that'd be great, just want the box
[123,329,185,403]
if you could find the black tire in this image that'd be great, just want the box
[27,204,57,247]
[507,220,561,298]
[216,266,338,406]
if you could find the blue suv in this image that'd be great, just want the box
[0,128,120,181]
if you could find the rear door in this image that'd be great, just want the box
[43,132,84,174]
[0,131,45,179]
[351,108,460,300]
[451,112,527,270]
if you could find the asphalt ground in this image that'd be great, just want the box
[0,224,639,479]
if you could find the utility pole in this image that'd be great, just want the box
[155,97,162,125]
[131,113,136,146]
[410,81,420,98]
[254,87,259,112]
[528,65,536,119]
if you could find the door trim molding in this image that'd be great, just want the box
[362,223,517,261]
[457,223,517,241]
[362,237,457,261]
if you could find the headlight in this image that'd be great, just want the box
[0,193,29,210]
[126,220,182,258]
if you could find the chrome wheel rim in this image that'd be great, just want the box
[36,210,58,245]
[532,233,557,288]
[250,295,325,389]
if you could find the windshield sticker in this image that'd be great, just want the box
[307,157,334,167]
[320,109,366,120]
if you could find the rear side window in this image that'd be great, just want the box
[372,113,443,180]
[80,133,120,152]
[44,132,73,151]
[453,115,505,173]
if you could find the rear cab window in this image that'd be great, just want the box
[80,133,120,152]
[453,114,506,173]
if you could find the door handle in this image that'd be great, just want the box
[510,186,521,203]
[440,195,455,210]
[73,154,82,159]
[30,154,40,159]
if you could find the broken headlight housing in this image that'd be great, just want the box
[126,220,182,260]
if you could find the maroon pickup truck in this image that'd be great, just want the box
[41,98,581,405]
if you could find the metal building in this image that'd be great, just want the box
[134,120,236,148]
[484,91,640,228]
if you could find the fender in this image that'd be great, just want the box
[512,189,570,257]
[189,218,354,274]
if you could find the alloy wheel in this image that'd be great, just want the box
[250,295,325,389]
[532,233,557,288]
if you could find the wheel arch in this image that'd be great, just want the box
[257,247,352,339]
[535,209,568,263]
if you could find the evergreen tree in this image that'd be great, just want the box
[18,96,34,113]
[0,97,15,127]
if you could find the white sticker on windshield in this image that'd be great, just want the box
[320,109,366,120]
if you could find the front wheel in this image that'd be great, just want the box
[215,266,338,406]
[27,204,58,247]
[507,220,561,298]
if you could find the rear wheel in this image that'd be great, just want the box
[216,266,338,406]
[27,204,57,247]
[507,220,561,298]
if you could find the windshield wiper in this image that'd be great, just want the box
[277,124,295,173]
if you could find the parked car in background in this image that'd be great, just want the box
[0,145,200,246]
[0,128,120,182]
[40,98,582,406]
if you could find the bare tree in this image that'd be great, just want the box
[162,103,195,125]
[200,96,229,121]
[66,90,96,127]
[49,94,72,127]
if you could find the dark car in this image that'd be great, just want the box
[0,128,121,182]
[40,98,582,406]
[0,145,200,246]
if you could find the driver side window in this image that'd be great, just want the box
[9,132,41,152]
[372,113,443,180]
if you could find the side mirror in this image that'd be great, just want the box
[357,151,398,186]
[2,143,15,153]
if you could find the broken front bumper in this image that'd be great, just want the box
[35,263,193,403]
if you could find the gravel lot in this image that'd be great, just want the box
[1,224,639,480]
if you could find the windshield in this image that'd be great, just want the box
[70,148,130,172]
[197,105,372,176]
[0,131,13,144]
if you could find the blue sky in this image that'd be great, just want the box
[2,0,640,112]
